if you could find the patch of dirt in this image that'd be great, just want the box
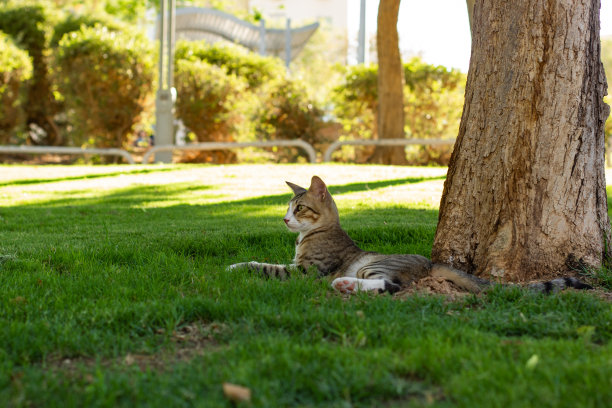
[44,321,229,374]
[395,276,470,301]
[590,288,612,302]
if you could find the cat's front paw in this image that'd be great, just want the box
[332,277,388,294]
[331,277,361,294]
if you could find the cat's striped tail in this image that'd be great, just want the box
[527,277,593,293]
[430,264,593,294]
[227,262,295,279]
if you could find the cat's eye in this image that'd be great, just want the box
[296,205,304,212]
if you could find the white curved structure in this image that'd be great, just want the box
[169,7,319,62]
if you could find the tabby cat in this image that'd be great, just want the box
[228,176,591,294]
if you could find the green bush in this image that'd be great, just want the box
[0,32,32,143]
[174,41,285,89]
[332,58,466,164]
[403,58,465,165]
[0,2,49,59]
[255,78,328,162]
[174,58,247,163]
[332,64,378,143]
[54,26,154,149]
[0,1,60,144]
[51,12,124,48]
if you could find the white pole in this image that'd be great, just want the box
[167,0,175,89]
[158,0,165,88]
[285,18,291,68]
[358,0,366,64]
[259,19,266,56]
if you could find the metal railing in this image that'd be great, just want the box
[0,145,135,164]
[1,139,456,165]
[323,138,456,162]
[142,140,317,164]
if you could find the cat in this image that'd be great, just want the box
[228,176,592,294]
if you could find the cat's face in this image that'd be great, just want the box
[283,176,339,233]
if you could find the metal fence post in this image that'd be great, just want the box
[259,19,266,55]
[285,18,291,68]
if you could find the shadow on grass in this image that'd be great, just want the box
[7,175,445,209]
[1,176,443,258]
[0,167,177,187]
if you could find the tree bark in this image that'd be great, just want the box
[370,0,407,165]
[432,0,611,282]
[26,48,61,146]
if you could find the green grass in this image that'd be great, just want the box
[1,164,611,408]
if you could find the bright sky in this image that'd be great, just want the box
[348,0,612,72]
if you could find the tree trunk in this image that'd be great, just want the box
[370,0,407,165]
[432,0,611,282]
[26,49,61,146]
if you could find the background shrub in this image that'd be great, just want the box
[255,78,328,162]
[51,12,124,48]
[174,41,284,90]
[332,58,466,164]
[0,1,60,145]
[402,58,465,165]
[174,41,332,163]
[54,26,154,150]
[0,32,32,144]
[174,58,247,163]
[332,64,378,141]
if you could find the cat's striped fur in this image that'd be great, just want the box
[228,176,592,294]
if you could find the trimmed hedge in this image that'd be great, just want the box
[51,13,124,47]
[55,26,154,149]
[255,78,327,162]
[174,58,247,163]
[174,40,330,163]
[0,32,32,143]
[0,2,60,144]
[174,41,285,89]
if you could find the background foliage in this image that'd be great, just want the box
[0,1,609,166]
[174,57,246,163]
[0,1,60,145]
[54,26,155,149]
[254,78,328,162]
[332,58,466,164]
[0,32,32,144]
[15,2,611,166]
[0,0,471,165]
[174,41,285,90]
[602,37,612,151]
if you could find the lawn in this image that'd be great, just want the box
[1,164,611,408]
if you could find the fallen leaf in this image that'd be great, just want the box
[223,382,251,403]
[525,354,539,370]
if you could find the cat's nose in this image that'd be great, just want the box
[283,218,289,224]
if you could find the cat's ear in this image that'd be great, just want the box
[286,181,307,196]
[309,176,328,201]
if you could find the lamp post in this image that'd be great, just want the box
[357,0,366,64]
[154,0,176,163]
